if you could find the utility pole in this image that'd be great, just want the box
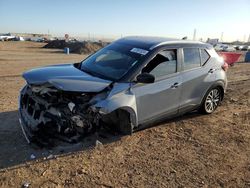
[220,32,224,42]
[88,33,90,41]
[193,29,197,41]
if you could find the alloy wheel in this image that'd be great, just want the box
[205,88,221,113]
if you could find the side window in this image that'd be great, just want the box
[183,48,201,70]
[200,49,210,66]
[142,50,177,79]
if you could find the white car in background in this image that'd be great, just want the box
[242,45,250,51]
[214,44,235,52]
[224,45,236,52]
[0,35,16,41]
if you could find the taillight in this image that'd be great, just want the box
[222,62,229,71]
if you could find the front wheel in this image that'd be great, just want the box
[200,88,222,114]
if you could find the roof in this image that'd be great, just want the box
[115,36,212,50]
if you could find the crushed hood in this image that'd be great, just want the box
[23,64,112,92]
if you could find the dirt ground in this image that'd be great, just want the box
[0,41,249,188]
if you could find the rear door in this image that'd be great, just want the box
[132,49,182,124]
[179,48,216,112]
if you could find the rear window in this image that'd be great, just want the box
[200,49,210,65]
[183,48,201,70]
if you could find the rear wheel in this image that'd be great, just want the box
[200,87,222,114]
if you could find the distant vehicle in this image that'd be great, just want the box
[0,35,16,41]
[214,44,227,51]
[32,37,49,42]
[223,45,236,52]
[241,45,250,51]
[19,36,228,144]
[235,45,245,51]
[214,44,235,52]
[14,36,25,41]
[35,38,45,42]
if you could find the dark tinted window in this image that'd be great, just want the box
[183,48,201,70]
[142,50,177,78]
[200,49,210,65]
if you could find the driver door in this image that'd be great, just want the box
[131,49,182,124]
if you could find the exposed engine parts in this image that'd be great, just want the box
[19,84,104,145]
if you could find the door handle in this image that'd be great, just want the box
[208,68,215,73]
[171,82,179,89]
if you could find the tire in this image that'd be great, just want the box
[200,87,222,114]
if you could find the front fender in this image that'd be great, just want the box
[93,84,138,127]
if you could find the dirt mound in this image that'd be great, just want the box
[43,40,108,54]
[75,42,104,54]
[43,40,66,49]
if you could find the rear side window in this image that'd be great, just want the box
[183,48,201,70]
[200,49,210,65]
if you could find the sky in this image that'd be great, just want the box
[0,0,250,42]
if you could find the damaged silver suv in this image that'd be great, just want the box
[19,36,228,144]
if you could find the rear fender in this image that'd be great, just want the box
[200,80,226,104]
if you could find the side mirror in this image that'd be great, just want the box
[136,73,155,84]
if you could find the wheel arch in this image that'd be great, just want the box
[101,106,137,135]
[202,81,226,103]
[198,81,225,114]
[114,106,137,128]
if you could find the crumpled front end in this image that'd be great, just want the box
[19,84,107,146]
